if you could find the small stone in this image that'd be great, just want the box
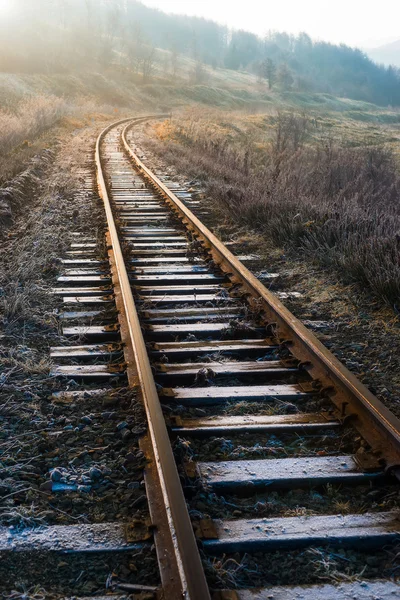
[120,428,132,441]
[50,468,63,482]
[124,452,136,463]
[127,481,140,489]
[350,344,364,351]
[89,466,103,481]
[81,415,92,425]
[311,492,323,501]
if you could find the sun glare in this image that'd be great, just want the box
[0,0,12,15]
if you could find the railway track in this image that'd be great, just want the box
[3,115,400,599]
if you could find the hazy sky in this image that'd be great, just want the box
[141,0,400,48]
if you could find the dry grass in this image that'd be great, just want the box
[148,110,400,308]
[0,95,129,184]
[0,95,67,160]
[0,124,105,344]
[306,547,367,583]
[2,585,48,600]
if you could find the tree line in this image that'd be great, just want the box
[227,30,400,106]
[1,0,399,106]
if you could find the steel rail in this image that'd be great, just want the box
[122,119,400,470]
[95,116,211,600]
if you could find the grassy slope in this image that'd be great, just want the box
[2,48,400,117]
[1,71,399,161]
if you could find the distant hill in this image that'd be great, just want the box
[368,39,400,67]
[0,0,400,106]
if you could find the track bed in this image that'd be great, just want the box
[2,116,399,599]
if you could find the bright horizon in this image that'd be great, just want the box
[141,0,400,49]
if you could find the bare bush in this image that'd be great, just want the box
[0,95,67,158]
[149,112,400,308]
[0,149,53,229]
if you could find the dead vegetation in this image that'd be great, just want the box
[0,95,130,185]
[202,545,397,589]
[0,124,104,514]
[185,428,357,462]
[189,481,400,522]
[0,124,112,399]
[0,148,54,231]
[148,110,400,309]
[0,96,66,161]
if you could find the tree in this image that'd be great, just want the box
[125,23,145,74]
[294,32,313,57]
[140,45,155,82]
[192,60,207,84]
[296,75,314,92]
[277,63,293,90]
[2,0,400,105]
[225,42,241,70]
[170,43,180,80]
[107,4,122,40]
[259,57,276,89]
[98,36,114,68]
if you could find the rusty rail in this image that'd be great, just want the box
[96,116,211,600]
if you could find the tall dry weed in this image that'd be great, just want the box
[150,112,400,307]
[0,95,67,158]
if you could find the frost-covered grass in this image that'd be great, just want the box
[0,95,67,157]
[147,109,400,308]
